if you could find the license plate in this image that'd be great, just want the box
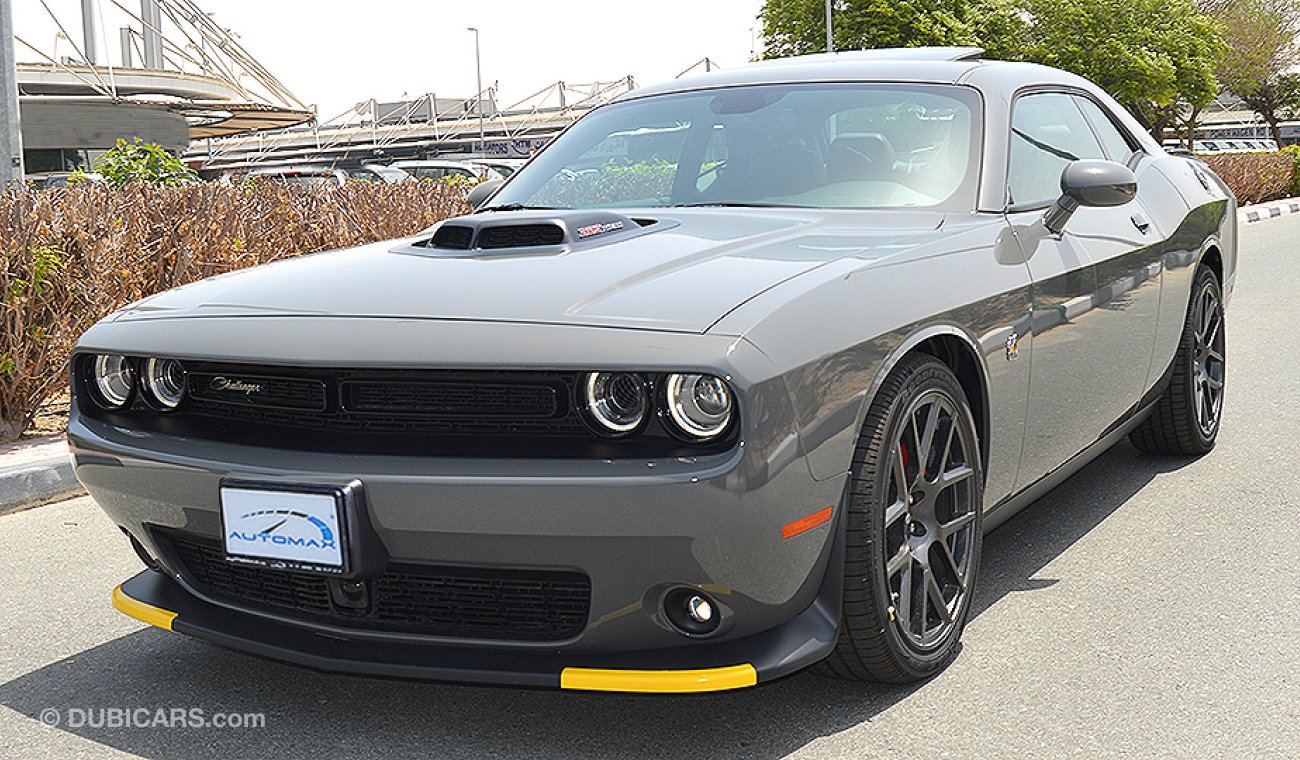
[221,485,345,571]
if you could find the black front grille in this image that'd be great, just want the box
[477,223,565,249]
[430,224,474,249]
[79,359,740,459]
[166,534,591,642]
[342,379,557,418]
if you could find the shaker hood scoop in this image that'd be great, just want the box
[115,208,944,334]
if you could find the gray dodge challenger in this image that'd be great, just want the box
[73,48,1235,692]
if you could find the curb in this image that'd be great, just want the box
[0,454,84,516]
[1238,198,1300,224]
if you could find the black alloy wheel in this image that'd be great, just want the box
[1131,265,1225,455]
[817,355,983,683]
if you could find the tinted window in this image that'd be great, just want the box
[1009,92,1106,207]
[493,84,981,210]
[1074,97,1135,163]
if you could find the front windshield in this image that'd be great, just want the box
[492,83,980,211]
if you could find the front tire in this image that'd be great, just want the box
[1130,266,1225,455]
[817,355,983,683]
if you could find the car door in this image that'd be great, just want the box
[1004,91,1162,490]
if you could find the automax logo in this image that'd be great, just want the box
[227,509,336,552]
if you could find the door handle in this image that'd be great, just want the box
[1131,213,1151,234]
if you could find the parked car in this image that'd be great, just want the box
[348,164,409,183]
[28,171,106,189]
[391,159,502,182]
[471,158,527,177]
[247,166,347,187]
[78,47,1234,693]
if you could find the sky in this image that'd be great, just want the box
[13,0,766,122]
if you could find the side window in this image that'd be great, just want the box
[1008,92,1106,207]
[1074,96,1135,163]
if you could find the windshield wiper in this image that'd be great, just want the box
[671,201,801,209]
[478,203,566,212]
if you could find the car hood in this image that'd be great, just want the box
[114,208,945,334]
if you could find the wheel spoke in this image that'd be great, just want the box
[885,497,908,527]
[938,539,965,591]
[940,510,976,538]
[1204,310,1222,346]
[886,544,910,578]
[897,561,913,632]
[926,569,952,624]
[893,441,912,497]
[915,402,939,477]
[941,464,975,489]
[937,414,957,476]
[1206,376,1224,390]
[1207,347,1224,364]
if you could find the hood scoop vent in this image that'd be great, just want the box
[416,211,671,257]
[478,223,565,249]
[430,224,475,250]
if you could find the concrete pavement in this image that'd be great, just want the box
[0,217,1297,758]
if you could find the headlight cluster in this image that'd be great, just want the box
[85,354,187,411]
[582,371,736,442]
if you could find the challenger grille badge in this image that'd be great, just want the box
[210,376,265,395]
[1005,332,1020,361]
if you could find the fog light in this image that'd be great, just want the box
[687,595,713,623]
[663,587,721,636]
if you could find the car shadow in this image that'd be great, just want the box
[0,441,1197,759]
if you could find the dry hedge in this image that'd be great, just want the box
[0,182,469,441]
[1200,152,1295,205]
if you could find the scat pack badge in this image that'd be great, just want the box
[576,220,625,239]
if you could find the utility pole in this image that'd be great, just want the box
[0,0,24,186]
[81,0,98,64]
[468,27,485,154]
[141,0,162,69]
[825,0,835,53]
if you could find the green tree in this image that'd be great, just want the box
[759,0,1027,60]
[91,138,197,188]
[1019,0,1224,138]
[1206,0,1300,146]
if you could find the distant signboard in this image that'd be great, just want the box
[482,139,550,158]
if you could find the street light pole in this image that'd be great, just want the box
[0,0,24,186]
[825,0,834,53]
[468,27,485,154]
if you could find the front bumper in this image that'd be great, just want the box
[113,568,840,692]
[78,406,846,691]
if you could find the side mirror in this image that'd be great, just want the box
[1043,160,1138,234]
[466,178,504,210]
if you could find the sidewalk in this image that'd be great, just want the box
[0,435,82,516]
[1238,197,1300,223]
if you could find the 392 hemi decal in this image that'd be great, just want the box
[576,220,626,239]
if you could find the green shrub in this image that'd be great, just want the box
[91,138,198,188]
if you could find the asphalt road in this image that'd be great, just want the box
[2,218,1297,759]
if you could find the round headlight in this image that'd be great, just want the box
[583,372,648,435]
[664,373,733,440]
[91,354,134,409]
[144,358,187,410]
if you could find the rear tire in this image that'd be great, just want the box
[815,355,983,683]
[1130,266,1225,455]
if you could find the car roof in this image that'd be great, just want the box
[394,160,476,168]
[616,48,1098,103]
[249,166,339,175]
